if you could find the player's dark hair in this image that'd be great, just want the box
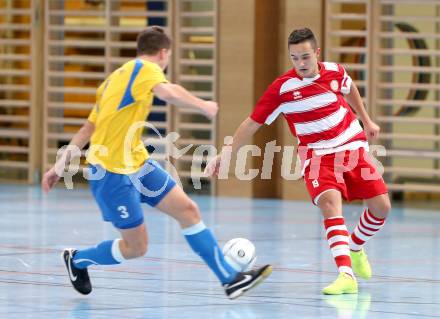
[288,28,318,49]
[136,26,171,55]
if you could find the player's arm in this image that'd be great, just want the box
[205,79,277,176]
[205,117,262,176]
[227,117,262,154]
[153,82,218,119]
[65,120,95,150]
[42,120,95,193]
[345,82,380,139]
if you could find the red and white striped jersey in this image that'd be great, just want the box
[250,61,368,162]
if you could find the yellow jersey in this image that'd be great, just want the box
[86,58,168,174]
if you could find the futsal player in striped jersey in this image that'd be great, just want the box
[42,26,271,299]
[206,28,391,295]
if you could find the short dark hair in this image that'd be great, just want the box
[136,26,171,55]
[288,28,318,49]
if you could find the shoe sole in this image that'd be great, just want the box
[61,248,75,284]
[355,273,372,280]
[322,289,358,295]
[228,265,273,300]
[61,248,73,269]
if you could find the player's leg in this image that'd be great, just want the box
[63,223,148,295]
[304,155,357,295]
[348,194,391,279]
[62,167,147,295]
[345,148,391,279]
[156,185,238,282]
[72,172,147,266]
[117,223,148,259]
[154,185,271,299]
[317,190,357,295]
[139,159,271,299]
[350,193,390,251]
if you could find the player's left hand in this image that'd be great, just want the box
[364,120,380,140]
[42,167,61,193]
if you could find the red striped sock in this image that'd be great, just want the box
[324,216,353,277]
[349,209,386,251]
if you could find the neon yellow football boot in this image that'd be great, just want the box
[350,249,372,280]
[322,273,358,295]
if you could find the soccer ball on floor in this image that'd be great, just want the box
[222,238,257,272]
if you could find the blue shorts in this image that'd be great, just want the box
[89,159,176,229]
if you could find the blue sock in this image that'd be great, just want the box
[183,221,237,284]
[73,239,125,269]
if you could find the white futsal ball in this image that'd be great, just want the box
[222,238,257,272]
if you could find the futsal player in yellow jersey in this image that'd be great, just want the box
[42,26,271,299]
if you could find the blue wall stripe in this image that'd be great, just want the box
[117,59,144,110]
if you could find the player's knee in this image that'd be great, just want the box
[182,199,201,223]
[379,201,392,217]
[383,201,392,215]
[319,198,339,214]
[369,199,391,219]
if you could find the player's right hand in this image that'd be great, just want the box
[203,101,218,120]
[363,120,380,140]
[204,154,221,177]
[42,167,61,193]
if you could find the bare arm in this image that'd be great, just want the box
[345,82,372,124]
[67,120,95,150]
[345,82,380,139]
[228,117,262,155]
[153,82,218,119]
[42,120,95,192]
[205,117,262,176]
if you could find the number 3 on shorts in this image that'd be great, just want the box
[117,206,129,219]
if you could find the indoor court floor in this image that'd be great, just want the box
[0,184,439,318]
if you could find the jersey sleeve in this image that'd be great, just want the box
[250,81,281,125]
[338,64,352,95]
[133,63,168,100]
[87,104,98,123]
